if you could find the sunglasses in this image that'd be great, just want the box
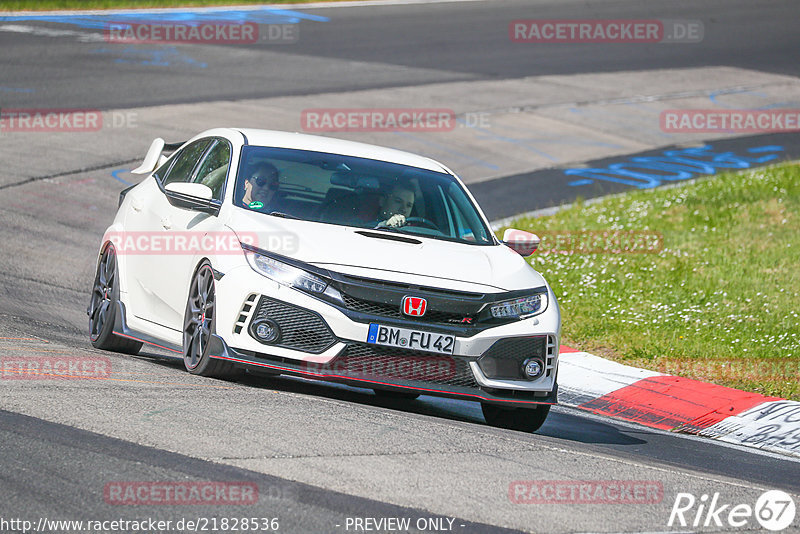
[251,174,279,190]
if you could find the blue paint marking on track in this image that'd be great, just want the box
[708,88,761,109]
[709,89,800,111]
[527,137,621,149]
[569,105,673,140]
[467,124,558,162]
[0,8,328,28]
[392,131,499,170]
[565,144,784,189]
[0,87,35,93]
[477,121,625,150]
[3,8,328,69]
[111,168,133,186]
[747,145,784,153]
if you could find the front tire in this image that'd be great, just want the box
[87,244,142,354]
[182,262,238,378]
[481,403,551,433]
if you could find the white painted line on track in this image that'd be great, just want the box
[0,24,103,41]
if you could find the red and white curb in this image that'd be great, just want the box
[557,346,800,459]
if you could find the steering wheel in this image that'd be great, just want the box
[404,217,439,230]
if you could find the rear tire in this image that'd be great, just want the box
[481,403,550,433]
[182,262,239,378]
[88,244,142,355]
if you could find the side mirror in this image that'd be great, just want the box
[503,228,540,256]
[163,182,220,215]
[165,182,213,200]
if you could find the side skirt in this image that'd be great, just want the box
[112,302,182,354]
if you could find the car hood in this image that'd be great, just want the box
[228,211,546,293]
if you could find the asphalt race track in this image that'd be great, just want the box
[1,1,799,532]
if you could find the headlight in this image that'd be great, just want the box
[490,291,548,319]
[244,249,327,294]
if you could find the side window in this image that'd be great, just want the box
[162,139,212,186]
[446,183,489,243]
[193,139,231,200]
[152,157,173,182]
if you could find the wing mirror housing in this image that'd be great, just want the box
[502,228,540,256]
[164,182,220,215]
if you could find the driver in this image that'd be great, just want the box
[375,181,416,228]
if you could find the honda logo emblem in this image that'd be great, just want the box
[402,296,427,317]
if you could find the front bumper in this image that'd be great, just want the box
[209,334,558,407]
[211,266,560,408]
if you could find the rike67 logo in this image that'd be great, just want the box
[668,490,796,531]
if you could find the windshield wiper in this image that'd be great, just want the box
[356,230,422,244]
[267,211,300,220]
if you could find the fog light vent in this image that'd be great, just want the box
[477,336,547,380]
[252,319,281,344]
[522,358,544,379]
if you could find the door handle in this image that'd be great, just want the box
[161,217,172,230]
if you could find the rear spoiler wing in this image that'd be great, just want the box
[130,138,186,175]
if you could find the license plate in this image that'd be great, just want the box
[367,324,455,355]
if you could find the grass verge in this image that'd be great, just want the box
[0,0,348,10]
[505,162,800,400]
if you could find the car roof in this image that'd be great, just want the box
[228,128,449,173]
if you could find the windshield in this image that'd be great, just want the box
[234,146,495,245]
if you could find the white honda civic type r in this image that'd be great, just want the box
[88,128,561,432]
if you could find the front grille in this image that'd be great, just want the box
[341,293,470,325]
[478,336,547,380]
[340,274,483,299]
[327,342,480,389]
[252,297,336,354]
